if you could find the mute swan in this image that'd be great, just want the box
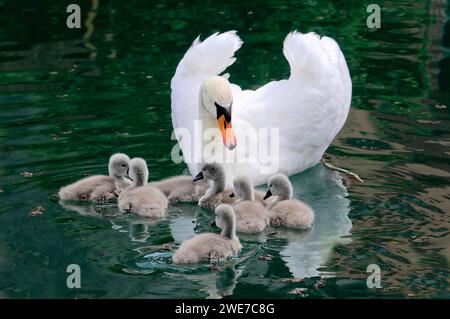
[118,158,168,217]
[264,173,314,229]
[58,153,131,203]
[151,175,209,203]
[172,204,241,264]
[171,31,351,186]
[230,175,269,233]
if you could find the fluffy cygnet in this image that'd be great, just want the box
[58,153,132,203]
[192,163,274,208]
[193,163,229,208]
[263,173,314,229]
[151,175,209,203]
[118,158,168,218]
[230,175,270,234]
[172,204,241,264]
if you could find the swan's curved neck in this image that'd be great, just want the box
[211,176,225,194]
[108,164,115,178]
[198,97,234,189]
[134,173,147,187]
[220,215,236,240]
[198,96,228,162]
[134,179,145,187]
[240,183,254,201]
[198,96,219,139]
[278,186,292,201]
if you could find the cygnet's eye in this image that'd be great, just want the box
[121,164,126,168]
[203,168,206,172]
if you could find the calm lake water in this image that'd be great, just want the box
[0,0,449,298]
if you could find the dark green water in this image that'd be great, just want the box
[0,0,449,298]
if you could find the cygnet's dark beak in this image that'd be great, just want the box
[263,189,272,200]
[125,169,133,182]
[124,169,133,181]
[193,172,204,182]
[229,193,235,198]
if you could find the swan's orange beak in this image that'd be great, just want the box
[217,115,237,150]
[215,102,237,150]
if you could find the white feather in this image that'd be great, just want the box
[171,30,351,186]
[171,31,243,176]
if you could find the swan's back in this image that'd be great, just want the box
[269,199,314,229]
[118,185,168,217]
[172,232,241,264]
[235,32,352,181]
[58,175,114,201]
[232,200,269,233]
[151,175,208,198]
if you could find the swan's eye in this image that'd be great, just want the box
[214,102,232,122]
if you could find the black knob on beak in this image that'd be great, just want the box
[193,172,204,182]
[263,189,272,200]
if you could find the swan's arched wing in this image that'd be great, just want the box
[171,31,243,176]
[235,32,352,178]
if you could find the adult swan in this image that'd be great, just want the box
[170,31,351,186]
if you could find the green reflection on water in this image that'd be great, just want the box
[0,0,449,298]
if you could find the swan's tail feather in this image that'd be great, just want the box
[175,31,243,78]
[283,31,334,79]
[171,32,242,178]
[321,36,352,108]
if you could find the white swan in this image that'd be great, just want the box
[171,30,351,186]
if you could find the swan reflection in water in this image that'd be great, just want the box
[164,164,352,296]
[58,200,119,217]
[59,200,164,242]
[266,164,352,279]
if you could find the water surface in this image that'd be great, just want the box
[0,0,449,298]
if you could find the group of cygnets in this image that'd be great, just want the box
[58,153,315,264]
